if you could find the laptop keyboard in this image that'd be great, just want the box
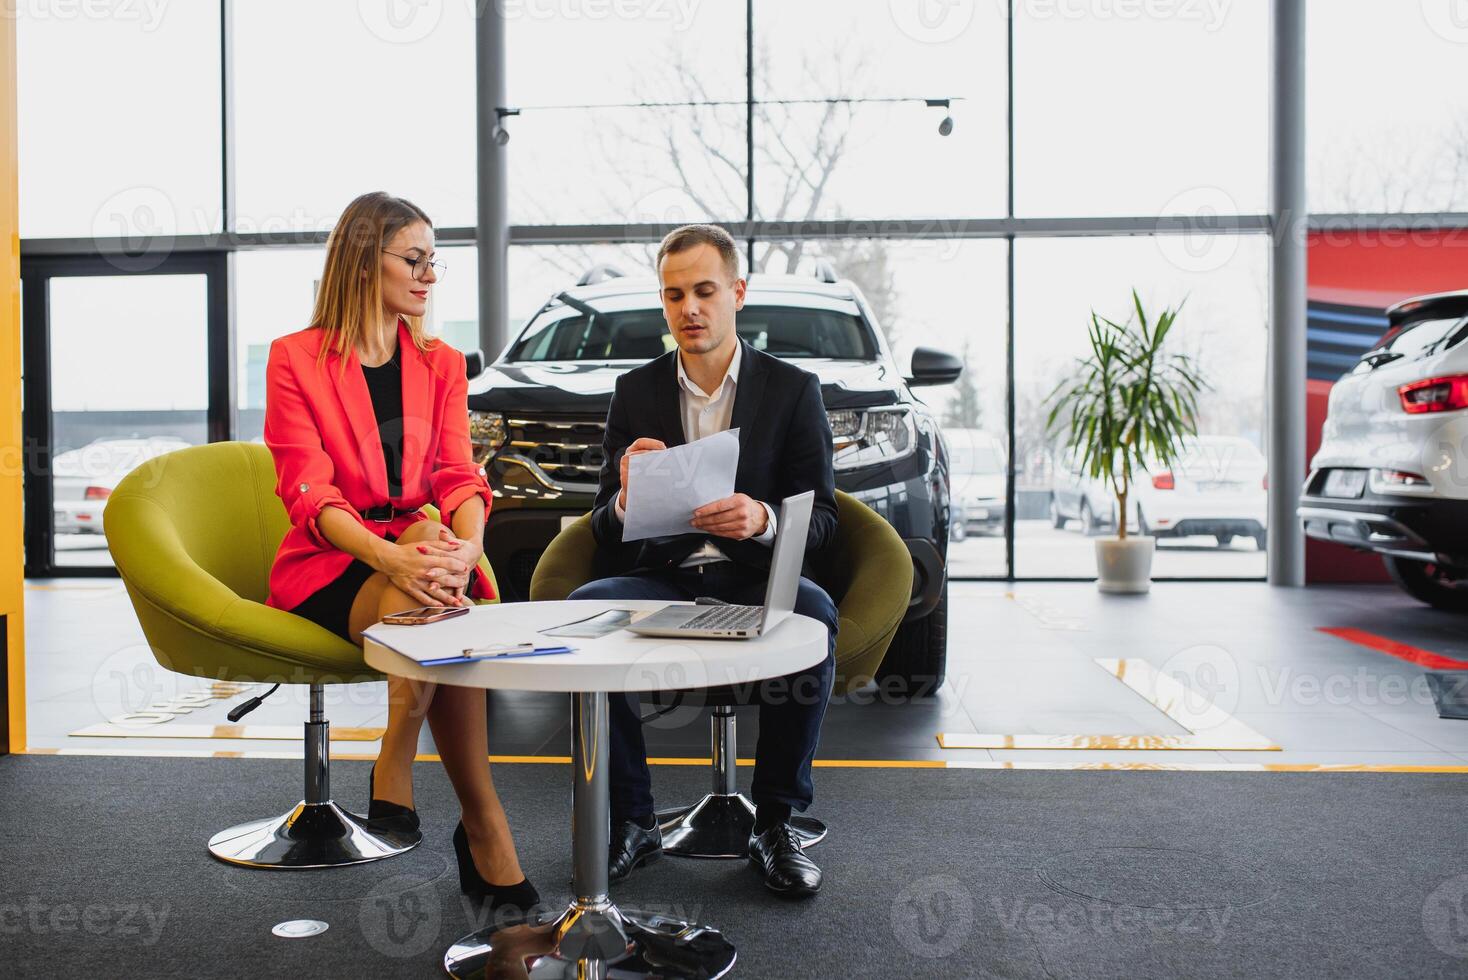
[680,604,763,632]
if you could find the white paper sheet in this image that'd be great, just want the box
[621,428,740,542]
[362,617,544,665]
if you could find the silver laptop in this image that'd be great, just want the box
[625,491,815,640]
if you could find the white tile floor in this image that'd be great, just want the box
[18,578,1468,769]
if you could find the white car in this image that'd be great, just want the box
[1052,437,1267,548]
[944,428,1006,540]
[1299,289,1468,608]
[1134,436,1268,549]
[53,437,191,535]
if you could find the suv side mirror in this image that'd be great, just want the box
[907,346,963,387]
[464,349,485,379]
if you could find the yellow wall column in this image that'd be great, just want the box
[1,11,24,754]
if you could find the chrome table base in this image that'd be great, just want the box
[207,801,420,869]
[444,901,735,979]
[444,691,737,979]
[657,793,827,858]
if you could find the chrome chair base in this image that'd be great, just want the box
[656,792,827,858]
[444,900,736,979]
[207,800,421,869]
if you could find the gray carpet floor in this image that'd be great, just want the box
[1,756,1466,978]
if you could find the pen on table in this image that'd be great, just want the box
[460,643,576,658]
[461,642,534,656]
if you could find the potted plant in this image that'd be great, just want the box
[1045,291,1207,594]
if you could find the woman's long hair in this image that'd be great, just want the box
[310,191,441,372]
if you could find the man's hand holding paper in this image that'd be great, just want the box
[619,428,741,542]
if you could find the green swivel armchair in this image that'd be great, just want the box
[530,489,913,858]
[104,441,498,869]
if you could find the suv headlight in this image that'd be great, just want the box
[828,406,916,471]
[469,411,508,465]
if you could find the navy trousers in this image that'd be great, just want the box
[568,560,838,820]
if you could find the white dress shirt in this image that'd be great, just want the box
[614,341,778,566]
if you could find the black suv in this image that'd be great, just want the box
[465,267,962,689]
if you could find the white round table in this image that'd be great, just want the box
[363,599,829,979]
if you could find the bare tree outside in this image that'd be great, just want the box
[518,42,909,352]
[1311,115,1468,213]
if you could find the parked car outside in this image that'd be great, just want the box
[1050,435,1267,550]
[53,437,192,536]
[944,428,1006,540]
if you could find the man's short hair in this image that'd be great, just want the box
[656,224,741,282]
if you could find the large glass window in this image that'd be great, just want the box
[1014,3,1268,218]
[17,4,222,238]
[753,0,1008,220]
[232,2,476,232]
[49,275,209,567]
[236,245,481,442]
[1014,235,1269,579]
[1307,0,1468,213]
[506,3,748,226]
[755,238,1009,576]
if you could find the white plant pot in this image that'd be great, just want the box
[1094,535,1156,594]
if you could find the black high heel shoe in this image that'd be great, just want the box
[367,764,420,835]
[453,821,541,916]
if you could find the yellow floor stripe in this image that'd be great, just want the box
[937,657,1280,752]
[67,723,385,741]
[21,747,1468,773]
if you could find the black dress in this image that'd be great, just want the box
[288,350,476,641]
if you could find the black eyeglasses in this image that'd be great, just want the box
[382,249,447,282]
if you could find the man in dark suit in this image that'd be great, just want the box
[568,223,839,899]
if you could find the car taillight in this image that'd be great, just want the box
[1152,471,1174,490]
[84,486,111,500]
[1398,375,1468,413]
[1261,474,1269,490]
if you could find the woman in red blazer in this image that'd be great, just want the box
[264,192,536,912]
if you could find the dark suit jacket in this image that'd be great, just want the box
[590,340,837,575]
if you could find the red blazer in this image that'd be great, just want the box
[263,317,496,612]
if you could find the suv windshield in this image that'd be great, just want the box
[507,304,878,362]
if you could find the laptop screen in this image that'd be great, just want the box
[761,491,815,629]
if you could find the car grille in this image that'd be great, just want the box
[501,415,607,491]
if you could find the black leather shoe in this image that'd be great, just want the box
[608,818,662,883]
[367,764,420,835]
[749,823,822,898]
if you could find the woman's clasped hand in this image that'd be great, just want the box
[381,525,483,607]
